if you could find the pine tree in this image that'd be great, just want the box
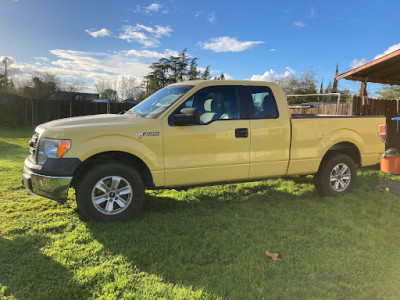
[319,79,324,94]
[332,63,339,93]
[201,65,211,80]
[188,58,200,80]
[144,50,207,96]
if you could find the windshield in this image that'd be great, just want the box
[127,85,194,118]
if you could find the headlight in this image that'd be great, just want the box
[37,138,71,165]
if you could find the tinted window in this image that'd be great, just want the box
[249,86,279,119]
[174,86,240,124]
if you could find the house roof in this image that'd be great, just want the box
[336,49,400,85]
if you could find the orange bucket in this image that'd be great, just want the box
[381,148,400,175]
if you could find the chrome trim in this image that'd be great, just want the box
[23,167,72,200]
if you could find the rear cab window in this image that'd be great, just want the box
[249,86,279,119]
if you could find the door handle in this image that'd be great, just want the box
[235,128,248,138]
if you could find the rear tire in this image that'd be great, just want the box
[76,162,145,222]
[314,152,357,197]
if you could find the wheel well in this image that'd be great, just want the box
[322,142,361,167]
[71,151,154,189]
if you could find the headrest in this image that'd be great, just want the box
[204,99,214,112]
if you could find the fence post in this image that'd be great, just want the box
[31,100,34,126]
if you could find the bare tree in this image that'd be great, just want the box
[118,76,141,100]
[95,79,111,95]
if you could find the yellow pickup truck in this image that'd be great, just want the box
[23,80,386,221]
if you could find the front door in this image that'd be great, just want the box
[163,85,250,187]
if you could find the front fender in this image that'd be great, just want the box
[65,134,164,172]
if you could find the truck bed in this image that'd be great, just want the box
[287,115,385,176]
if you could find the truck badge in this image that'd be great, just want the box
[136,132,160,139]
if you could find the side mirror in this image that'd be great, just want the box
[173,108,200,125]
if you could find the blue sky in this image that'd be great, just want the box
[1,0,400,95]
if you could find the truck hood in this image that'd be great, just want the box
[38,114,136,130]
[37,113,160,140]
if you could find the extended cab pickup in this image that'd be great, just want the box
[23,80,386,221]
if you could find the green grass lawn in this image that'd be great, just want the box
[1,128,400,299]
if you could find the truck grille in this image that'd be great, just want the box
[29,133,39,162]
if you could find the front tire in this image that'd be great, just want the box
[314,152,357,196]
[76,162,145,221]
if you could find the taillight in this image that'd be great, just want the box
[378,124,386,143]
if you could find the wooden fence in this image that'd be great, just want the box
[0,97,135,127]
[289,103,352,115]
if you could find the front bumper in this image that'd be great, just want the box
[22,157,80,200]
[23,166,72,200]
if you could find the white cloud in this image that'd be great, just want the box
[3,48,210,93]
[350,58,366,69]
[118,24,172,47]
[195,11,202,17]
[207,12,217,24]
[136,24,172,37]
[147,3,161,12]
[250,67,295,82]
[201,36,264,53]
[293,21,307,28]
[374,42,400,60]
[85,28,111,38]
[3,51,154,92]
[270,48,276,52]
[123,49,179,58]
[134,3,162,15]
[34,57,49,61]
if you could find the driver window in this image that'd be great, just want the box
[176,86,240,124]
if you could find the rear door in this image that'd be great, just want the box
[239,85,291,179]
[163,85,250,187]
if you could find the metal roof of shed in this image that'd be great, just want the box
[336,49,400,85]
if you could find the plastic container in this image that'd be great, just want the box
[381,148,400,175]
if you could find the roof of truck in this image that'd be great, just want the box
[171,80,278,88]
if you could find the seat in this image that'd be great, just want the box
[200,99,217,124]
[261,94,277,118]
[220,98,239,120]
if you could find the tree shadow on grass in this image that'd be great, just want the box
[86,179,318,298]
[0,235,88,299]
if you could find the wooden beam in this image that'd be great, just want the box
[360,81,368,115]
[336,48,400,81]
[344,75,400,86]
